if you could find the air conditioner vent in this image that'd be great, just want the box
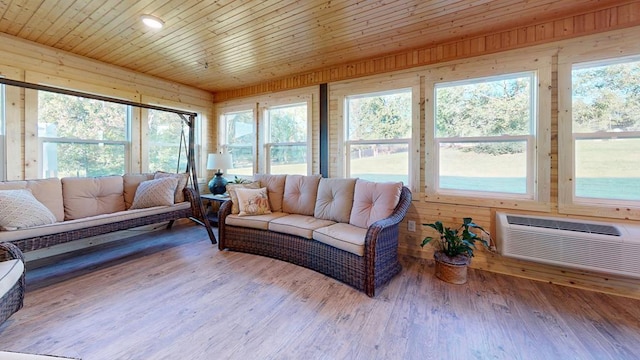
[506,215,621,236]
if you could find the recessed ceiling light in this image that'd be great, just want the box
[141,14,164,29]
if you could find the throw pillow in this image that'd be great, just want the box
[236,187,272,216]
[226,181,261,214]
[130,177,179,210]
[0,189,57,231]
[154,171,189,203]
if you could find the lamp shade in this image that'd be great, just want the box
[207,153,233,171]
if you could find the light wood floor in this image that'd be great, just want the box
[1,224,639,360]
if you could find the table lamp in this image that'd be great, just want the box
[206,153,233,195]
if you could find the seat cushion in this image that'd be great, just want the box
[225,212,288,230]
[282,175,321,216]
[349,179,402,228]
[62,176,126,220]
[0,178,64,222]
[0,189,57,230]
[269,214,335,239]
[313,223,368,256]
[314,178,357,223]
[0,259,24,299]
[252,174,287,212]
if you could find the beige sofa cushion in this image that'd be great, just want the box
[314,178,357,223]
[313,223,368,256]
[225,212,288,230]
[154,171,189,203]
[349,179,402,228]
[282,175,321,215]
[123,173,155,209]
[268,214,335,239]
[62,176,126,220]
[226,181,261,214]
[0,178,64,222]
[252,174,286,212]
[0,189,57,230]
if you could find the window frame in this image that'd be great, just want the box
[344,87,413,184]
[218,105,257,177]
[424,55,552,211]
[558,52,640,220]
[261,96,312,175]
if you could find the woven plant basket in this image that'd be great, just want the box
[434,251,471,284]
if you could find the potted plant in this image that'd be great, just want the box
[420,217,490,284]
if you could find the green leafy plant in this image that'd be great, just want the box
[420,217,490,258]
[231,176,251,184]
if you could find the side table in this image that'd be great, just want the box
[200,193,230,227]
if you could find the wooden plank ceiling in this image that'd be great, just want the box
[0,0,631,94]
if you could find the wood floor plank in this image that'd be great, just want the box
[0,223,639,359]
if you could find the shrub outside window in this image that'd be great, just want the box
[264,103,308,175]
[38,91,129,178]
[571,57,640,202]
[220,110,255,176]
[434,72,536,197]
[345,89,411,183]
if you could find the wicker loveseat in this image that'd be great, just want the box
[218,174,412,297]
[0,173,203,254]
[0,242,24,326]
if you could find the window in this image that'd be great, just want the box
[571,57,640,202]
[345,89,411,183]
[147,109,190,173]
[38,91,130,178]
[264,103,308,175]
[0,82,4,180]
[219,109,255,176]
[433,72,536,197]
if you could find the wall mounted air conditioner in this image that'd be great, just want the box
[496,212,640,278]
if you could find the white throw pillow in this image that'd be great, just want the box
[0,189,57,230]
[130,177,179,209]
[236,187,272,216]
[154,171,189,203]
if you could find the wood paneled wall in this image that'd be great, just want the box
[214,2,640,102]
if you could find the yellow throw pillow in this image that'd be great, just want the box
[236,187,272,216]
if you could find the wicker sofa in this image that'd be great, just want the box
[218,174,412,297]
[0,173,203,254]
[0,242,24,326]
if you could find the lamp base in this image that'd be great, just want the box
[208,172,228,195]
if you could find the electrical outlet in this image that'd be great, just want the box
[408,220,416,232]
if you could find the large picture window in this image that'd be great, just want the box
[147,109,190,173]
[264,103,308,175]
[345,89,411,183]
[571,57,640,202]
[433,72,536,197]
[220,109,255,176]
[38,92,130,178]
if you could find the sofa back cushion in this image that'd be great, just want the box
[252,174,287,212]
[123,173,155,209]
[62,176,126,220]
[349,179,403,228]
[0,178,65,222]
[314,178,357,223]
[283,175,321,216]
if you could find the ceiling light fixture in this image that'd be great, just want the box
[141,14,164,29]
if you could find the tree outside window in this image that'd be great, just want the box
[572,58,640,201]
[434,73,535,195]
[265,103,308,175]
[148,109,190,173]
[220,110,255,176]
[346,89,411,183]
[38,91,129,178]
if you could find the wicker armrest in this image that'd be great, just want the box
[0,242,24,263]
